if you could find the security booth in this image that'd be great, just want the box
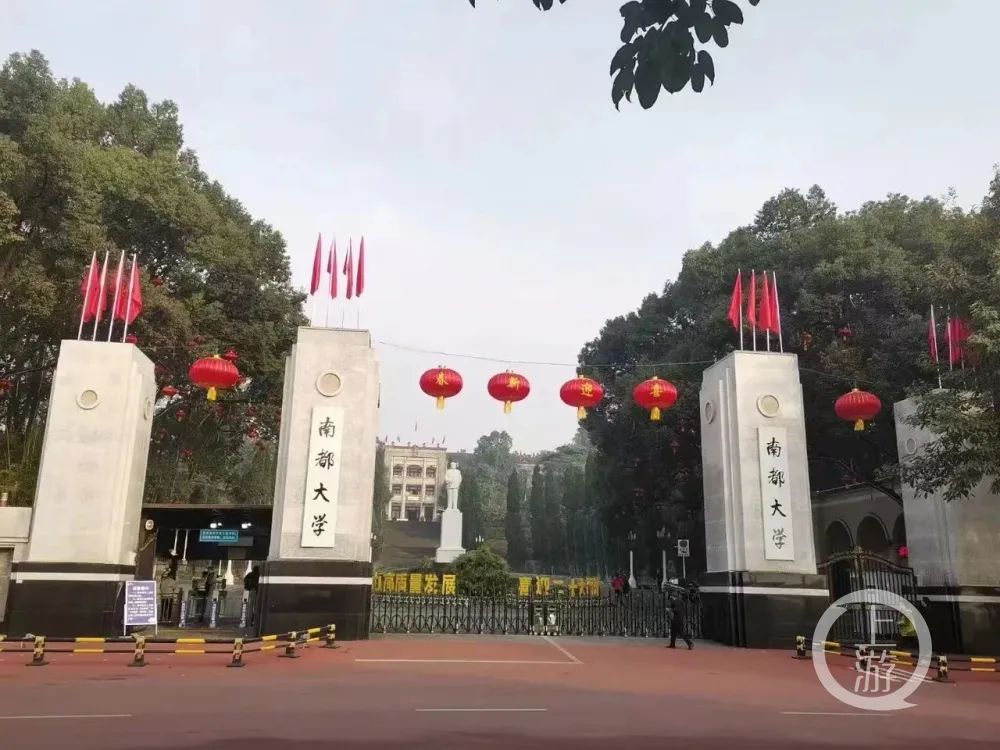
[140,503,272,628]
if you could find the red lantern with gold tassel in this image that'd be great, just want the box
[633,376,678,421]
[487,371,530,413]
[189,355,241,401]
[559,376,604,420]
[835,388,881,431]
[419,366,463,409]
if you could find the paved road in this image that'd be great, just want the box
[1,635,997,749]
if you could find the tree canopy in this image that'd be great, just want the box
[468,0,761,109]
[0,50,305,505]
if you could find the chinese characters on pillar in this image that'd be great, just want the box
[301,407,345,548]
[757,426,795,561]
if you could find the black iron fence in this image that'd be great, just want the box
[370,589,702,638]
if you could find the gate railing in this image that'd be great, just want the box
[370,589,702,639]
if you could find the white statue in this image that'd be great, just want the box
[445,462,462,510]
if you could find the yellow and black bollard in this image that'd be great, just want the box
[279,631,299,659]
[228,638,246,668]
[28,636,47,667]
[323,624,338,649]
[935,654,951,682]
[794,635,808,659]
[129,635,147,667]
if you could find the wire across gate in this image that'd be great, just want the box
[370,591,703,638]
[0,625,337,667]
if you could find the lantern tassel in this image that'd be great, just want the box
[577,406,586,420]
[854,418,864,431]
[207,386,217,401]
[504,401,512,414]
[436,396,445,410]
[650,407,661,421]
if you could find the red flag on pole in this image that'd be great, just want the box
[356,236,365,297]
[746,270,757,351]
[117,260,143,324]
[950,317,971,365]
[770,271,784,352]
[328,239,338,298]
[79,257,103,323]
[343,238,354,299]
[928,306,939,363]
[759,271,775,332]
[310,233,322,295]
[727,271,742,331]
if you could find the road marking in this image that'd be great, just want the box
[781,711,891,717]
[416,708,547,713]
[356,658,580,665]
[542,636,582,664]
[0,714,133,721]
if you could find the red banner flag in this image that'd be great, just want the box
[949,317,971,364]
[328,239,338,298]
[928,306,939,364]
[79,256,103,323]
[356,236,365,297]
[746,270,757,335]
[116,259,143,324]
[343,238,354,300]
[310,233,322,295]
[759,271,775,332]
[727,271,742,331]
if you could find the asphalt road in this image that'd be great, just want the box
[1,635,997,749]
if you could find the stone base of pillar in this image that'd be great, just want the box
[257,560,372,640]
[5,562,134,637]
[918,585,1000,655]
[699,571,829,649]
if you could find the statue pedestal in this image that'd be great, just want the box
[698,352,827,648]
[6,341,155,636]
[435,508,465,564]
[258,327,379,640]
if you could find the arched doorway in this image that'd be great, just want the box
[823,520,853,559]
[856,515,891,556]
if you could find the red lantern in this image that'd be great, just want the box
[125,334,138,344]
[189,355,241,401]
[246,427,259,440]
[223,348,239,362]
[898,545,909,559]
[180,447,193,460]
[419,366,463,409]
[559,376,604,420]
[487,371,530,414]
[176,409,188,422]
[0,378,12,396]
[800,331,813,351]
[837,325,853,343]
[161,385,178,398]
[633,376,678,421]
[835,388,882,431]
[151,276,164,287]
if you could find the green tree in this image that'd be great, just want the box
[454,545,511,597]
[504,468,529,568]
[459,471,487,549]
[544,467,566,571]
[527,464,546,563]
[371,442,391,562]
[468,0,762,109]
[0,50,305,506]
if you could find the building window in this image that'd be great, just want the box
[423,505,434,521]
[392,465,403,477]
[426,466,437,479]
[425,484,436,496]
[406,465,423,478]
[406,484,421,496]
[390,506,400,521]
[406,507,420,522]
[391,484,402,495]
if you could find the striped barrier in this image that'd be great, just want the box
[0,625,336,668]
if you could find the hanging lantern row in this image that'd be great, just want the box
[835,387,882,431]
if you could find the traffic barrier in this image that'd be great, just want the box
[129,636,147,668]
[323,624,337,649]
[29,636,46,667]
[228,638,245,668]
[279,631,300,659]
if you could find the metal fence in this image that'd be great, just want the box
[371,589,702,638]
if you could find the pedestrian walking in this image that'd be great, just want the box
[668,591,693,650]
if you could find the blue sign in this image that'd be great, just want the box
[124,580,158,629]
[199,529,240,544]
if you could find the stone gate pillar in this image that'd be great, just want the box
[698,351,828,648]
[258,327,379,639]
[6,340,156,636]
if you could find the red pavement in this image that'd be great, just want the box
[1,634,998,749]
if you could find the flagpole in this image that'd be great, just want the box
[947,308,954,372]
[107,251,126,342]
[772,271,784,353]
[91,250,110,341]
[738,268,744,351]
[121,255,138,342]
[930,305,942,389]
[750,269,757,352]
[77,252,97,340]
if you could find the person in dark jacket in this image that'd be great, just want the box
[668,591,693,649]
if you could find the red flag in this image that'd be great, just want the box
[927,306,939,364]
[746,270,757,333]
[949,317,971,364]
[343,238,354,300]
[759,271,775,332]
[328,239,338,298]
[310,233,322,295]
[768,272,781,334]
[356,236,365,297]
[79,257,103,322]
[116,260,143,324]
[726,271,742,330]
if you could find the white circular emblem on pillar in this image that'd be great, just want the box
[757,394,780,417]
[316,371,343,398]
[704,401,715,424]
[904,437,917,456]
[76,389,100,410]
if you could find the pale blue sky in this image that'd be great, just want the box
[6,0,1000,452]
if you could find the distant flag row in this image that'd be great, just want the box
[310,233,365,299]
[927,305,972,370]
[727,269,783,352]
[78,251,144,342]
